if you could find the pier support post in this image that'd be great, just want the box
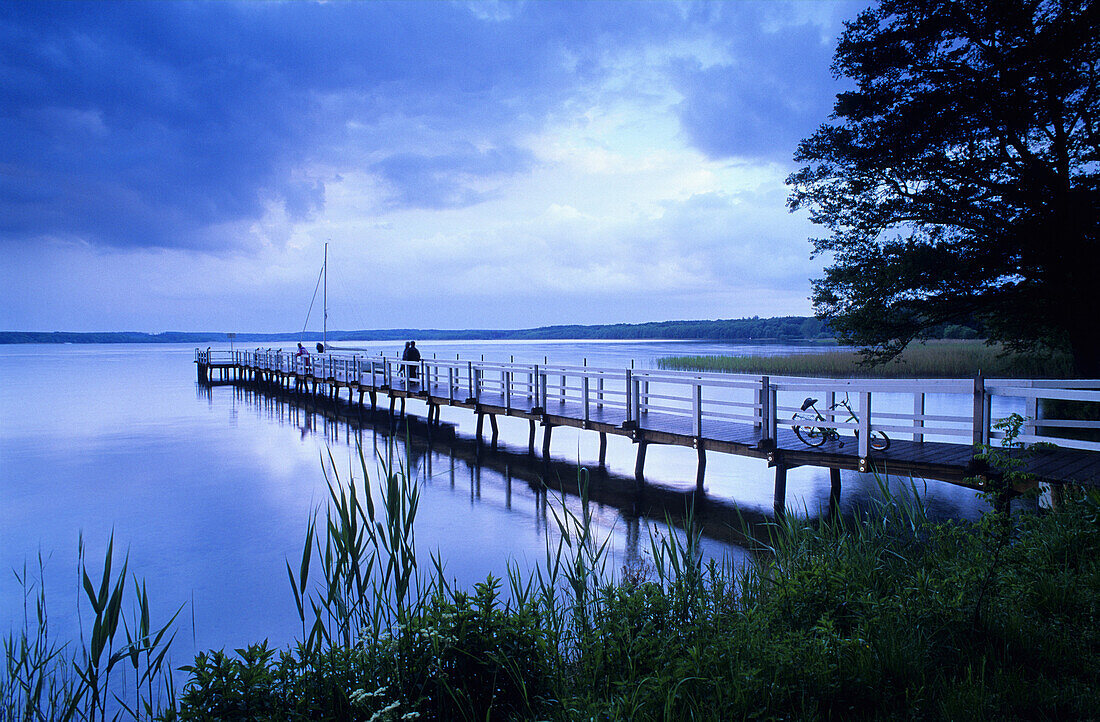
[389,396,396,417]
[773,463,788,517]
[1050,481,1065,511]
[489,414,499,449]
[542,423,553,458]
[695,446,706,492]
[476,412,485,445]
[634,440,648,481]
[829,467,842,516]
[598,432,607,468]
[528,419,537,455]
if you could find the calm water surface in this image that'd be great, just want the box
[1,341,990,658]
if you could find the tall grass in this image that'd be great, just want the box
[659,340,1076,378]
[173,449,1100,720]
[2,536,179,721]
[7,444,1099,720]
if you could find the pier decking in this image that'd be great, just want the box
[197,348,1100,510]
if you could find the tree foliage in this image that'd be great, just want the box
[788,0,1100,374]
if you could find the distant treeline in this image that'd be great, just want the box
[0,317,982,345]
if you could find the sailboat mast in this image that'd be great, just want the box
[323,242,328,350]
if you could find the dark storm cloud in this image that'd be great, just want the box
[670,4,860,162]
[0,1,572,250]
[0,1,858,252]
[373,144,536,209]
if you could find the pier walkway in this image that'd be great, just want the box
[196,348,1100,509]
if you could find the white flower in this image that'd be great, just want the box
[369,700,401,722]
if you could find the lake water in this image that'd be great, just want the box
[0,341,991,660]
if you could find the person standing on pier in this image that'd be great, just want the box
[399,341,410,378]
[407,341,421,381]
[296,342,311,373]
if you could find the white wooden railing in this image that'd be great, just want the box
[199,348,1100,455]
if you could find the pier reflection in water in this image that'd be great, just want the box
[212,380,767,576]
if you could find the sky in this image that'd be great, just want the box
[0,0,868,333]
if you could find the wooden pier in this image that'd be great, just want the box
[196,348,1100,512]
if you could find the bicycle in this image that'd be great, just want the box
[792,393,890,451]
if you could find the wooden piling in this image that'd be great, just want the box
[634,440,648,480]
[696,446,706,492]
[598,432,607,467]
[829,467,842,514]
[773,463,788,517]
[542,423,553,458]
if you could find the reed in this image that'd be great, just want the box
[659,341,1075,378]
[8,444,1099,719]
[1,536,179,721]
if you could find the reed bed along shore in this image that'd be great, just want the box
[5,444,1099,721]
[659,341,1076,378]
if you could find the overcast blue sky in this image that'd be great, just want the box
[1,0,867,333]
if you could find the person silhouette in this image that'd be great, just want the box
[406,341,421,381]
[400,341,411,378]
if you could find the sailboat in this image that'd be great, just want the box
[301,242,329,354]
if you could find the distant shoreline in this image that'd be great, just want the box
[0,316,979,345]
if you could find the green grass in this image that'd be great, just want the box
[658,340,1076,378]
[7,446,1100,720]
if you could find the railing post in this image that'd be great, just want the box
[1022,380,1037,438]
[692,382,702,437]
[467,361,475,401]
[767,383,777,444]
[913,391,925,442]
[448,366,455,403]
[632,375,641,421]
[642,380,649,414]
[505,371,512,411]
[583,375,590,423]
[755,376,767,429]
[597,376,604,409]
[972,375,987,446]
[759,375,770,434]
[983,393,993,444]
[625,369,633,423]
[859,391,872,458]
[559,374,566,403]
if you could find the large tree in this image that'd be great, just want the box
[787,0,1099,375]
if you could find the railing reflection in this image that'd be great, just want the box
[209,371,784,552]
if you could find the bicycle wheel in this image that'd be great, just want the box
[870,430,890,451]
[792,415,827,447]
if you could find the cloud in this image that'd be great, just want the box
[372,144,537,210]
[0,1,867,331]
[0,1,568,250]
[668,3,858,162]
